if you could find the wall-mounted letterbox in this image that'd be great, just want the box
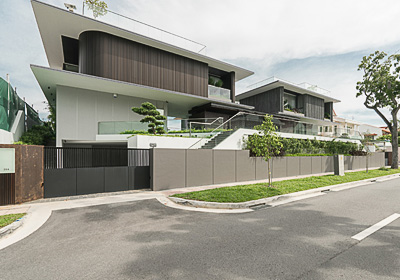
[0,148,15,174]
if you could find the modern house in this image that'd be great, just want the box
[30,0,254,148]
[236,77,339,137]
[31,1,354,150]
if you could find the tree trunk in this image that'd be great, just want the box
[267,159,271,187]
[391,111,399,169]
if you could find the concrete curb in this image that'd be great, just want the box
[0,214,28,239]
[168,173,400,209]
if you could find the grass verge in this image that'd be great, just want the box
[0,213,26,229]
[171,168,400,203]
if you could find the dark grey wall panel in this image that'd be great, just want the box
[240,87,283,114]
[152,149,186,191]
[77,168,105,195]
[300,157,312,175]
[44,169,77,198]
[304,94,324,120]
[236,151,256,182]
[128,166,150,189]
[105,167,129,192]
[272,157,287,178]
[287,157,300,176]
[311,157,322,174]
[213,150,236,184]
[79,31,208,97]
[255,158,268,180]
[186,150,213,187]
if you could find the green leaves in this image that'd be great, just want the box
[84,0,108,18]
[132,102,166,135]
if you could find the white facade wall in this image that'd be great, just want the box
[359,124,383,138]
[128,135,209,149]
[56,85,167,146]
[0,129,14,144]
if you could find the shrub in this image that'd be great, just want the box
[18,124,55,145]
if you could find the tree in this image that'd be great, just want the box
[356,51,400,169]
[132,102,166,135]
[84,0,108,18]
[245,114,283,187]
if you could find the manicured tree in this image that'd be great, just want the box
[84,0,108,18]
[246,114,283,187]
[132,102,166,135]
[356,51,400,169]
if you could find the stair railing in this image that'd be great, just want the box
[188,117,224,137]
[188,112,245,149]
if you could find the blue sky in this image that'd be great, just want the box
[1,0,400,126]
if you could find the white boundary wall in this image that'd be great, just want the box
[128,135,209,149]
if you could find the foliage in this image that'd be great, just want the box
[132,102,166,135]
[245,114,283,186]
[324,112,331,119]
[356,50,400,168]
[46,103,56,133]
[245,115,283,161]
[121,128,231,135]
[17,124,55,145]
[247,138,361,156]
[171,168,400,203]
[84,0,108,18]
[0,213,25,228]
[208,76,223,87]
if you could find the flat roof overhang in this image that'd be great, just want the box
[31,0,254,82]
[30,65,254,117]
[236,80,340,103]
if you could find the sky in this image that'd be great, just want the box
[1,0,400,126]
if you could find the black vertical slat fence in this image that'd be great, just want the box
[0,173,15,205]
[44,147,149,169]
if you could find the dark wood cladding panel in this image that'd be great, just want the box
[79,31,208,97]
[0,174,15,205]
[240,87,283,114]
[304,94,324,120]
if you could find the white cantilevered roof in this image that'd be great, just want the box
[30,65,254,116]
[31,0,254,81]
[237,79,340,103]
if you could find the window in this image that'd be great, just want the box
[284,93,296,111]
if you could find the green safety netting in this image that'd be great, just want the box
[0,77,41,131]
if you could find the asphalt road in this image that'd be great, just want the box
[1,178,400,280]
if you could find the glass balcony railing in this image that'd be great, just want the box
[98,121,150,134]
[208,85,231,101]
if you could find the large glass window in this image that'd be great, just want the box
[284,93,297,111]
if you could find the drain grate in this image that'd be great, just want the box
[249,203,273,210]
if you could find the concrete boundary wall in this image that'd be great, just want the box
[150,149,385,191]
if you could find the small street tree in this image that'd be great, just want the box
[246,114,283,187]
[132,102,166,135]
[356,51,400,169]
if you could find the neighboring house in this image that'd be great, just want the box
[380,127,391,135]
[236,77,339,138]
[0,76,41,144]
[30,0,254,147]
[358,124,383,140]
[332,110,362,140]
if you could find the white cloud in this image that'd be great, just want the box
[1,0,400,126]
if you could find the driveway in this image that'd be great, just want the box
[1,178,400,280]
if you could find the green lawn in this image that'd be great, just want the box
[171,168,400,203]
[0,213,26,229]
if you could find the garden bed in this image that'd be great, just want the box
[171,168,400,203]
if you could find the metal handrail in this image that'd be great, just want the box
[189,117,223,137]
[188,112,245,149]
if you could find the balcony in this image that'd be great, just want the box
[208,85,231,101]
